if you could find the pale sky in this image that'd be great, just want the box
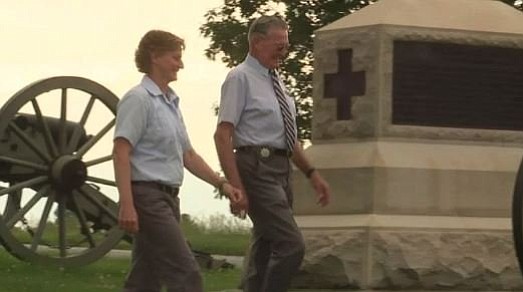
[0,0,239,219]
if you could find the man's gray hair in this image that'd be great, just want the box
[248,15,288,42]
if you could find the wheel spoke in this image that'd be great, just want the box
[85,155,112,167]
[77,185,118,222]
[70,194,96,248]
[6,185,49,228]
[8,122,52,163]
[31,193,54,251]
[67,95,96,154]
[0,176,48,196]
[57,193,67,258]
[85,176,116,187]
[31,99,59,157]
[75,118,115,158]
[0,155,47,171]
[4,189,21,222]
[59,88,67,154]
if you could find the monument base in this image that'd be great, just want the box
[292,215,523,290]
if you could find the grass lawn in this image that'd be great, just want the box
[1,214,249,291]
[0,249,242,292]
[12,213,251,256]
[182,215,251,256]
[104,214,252,256]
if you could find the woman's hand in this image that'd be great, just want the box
[119,200,139,234]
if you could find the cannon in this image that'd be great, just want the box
[0,76,125,267]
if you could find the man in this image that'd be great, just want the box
[214,15,331,292]
[113,30,242,292]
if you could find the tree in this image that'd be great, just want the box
[201,0,523,140]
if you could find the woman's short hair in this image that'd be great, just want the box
[248,15,288,43]
[135,30,185,73]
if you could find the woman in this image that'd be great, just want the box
[113,30,243,292]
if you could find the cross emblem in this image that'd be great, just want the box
[324,49,366,120]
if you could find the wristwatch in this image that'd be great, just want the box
[305,167,316,178]
[217,178,229,192]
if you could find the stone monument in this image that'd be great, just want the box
[292,0,523,289]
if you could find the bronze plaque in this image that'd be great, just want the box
[393,41,523,130]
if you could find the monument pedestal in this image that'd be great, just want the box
[294,217,519,290]
[293,0,523,289]
[292,141,523,289]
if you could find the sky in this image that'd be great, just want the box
[0,0,239,220]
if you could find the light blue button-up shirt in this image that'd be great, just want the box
[114,75,191,186]
[218,54,297,149]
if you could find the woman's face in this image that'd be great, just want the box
[152,49,184,82]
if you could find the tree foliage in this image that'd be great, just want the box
[201,0,523,140]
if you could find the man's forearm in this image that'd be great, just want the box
[218,145,242,188]
[214,128,244,190]
[291,143,314,176]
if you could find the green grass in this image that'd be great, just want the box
[0,249,241,292]
[11,213,251,255]
[108,214,251,254]
[0,214,249,291]
[116,215,250,256]
[182,214,251,256]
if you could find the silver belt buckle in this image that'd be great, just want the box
[259,147,271,158]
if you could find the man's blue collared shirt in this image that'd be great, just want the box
[217,54,297,149]
[114,75,191,186]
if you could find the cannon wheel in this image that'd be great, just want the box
[513,157,523,276]
[0,76,124,267]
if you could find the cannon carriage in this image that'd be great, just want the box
[0,76,125,267]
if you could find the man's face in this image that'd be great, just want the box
[254,28,289,69]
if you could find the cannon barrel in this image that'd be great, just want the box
[0,114,89,182]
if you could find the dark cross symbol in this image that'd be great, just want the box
[324,49,366,120]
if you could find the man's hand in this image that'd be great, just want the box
[310,171,331,207]
[119,200,139,234]
[223,183,248,219]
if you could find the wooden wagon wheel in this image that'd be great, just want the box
[513,156,523,277]
[0,76,124,267]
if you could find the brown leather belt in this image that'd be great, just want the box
[131,181,179,196]
[235,146,292,158]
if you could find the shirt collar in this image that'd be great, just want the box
[141,75,179,106]
[245,53,270,77]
